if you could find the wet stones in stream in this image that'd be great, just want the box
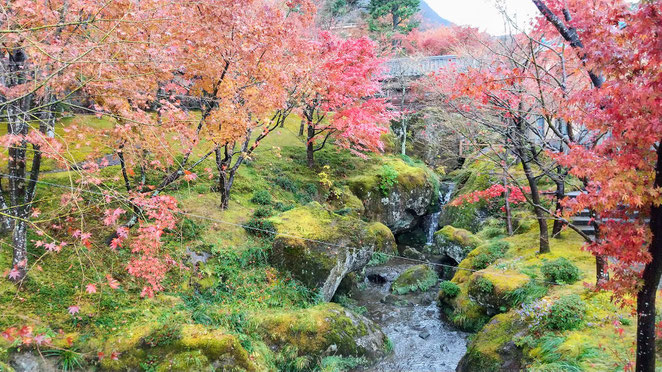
[352,259,468,372]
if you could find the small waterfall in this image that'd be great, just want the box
[424,182,455,245]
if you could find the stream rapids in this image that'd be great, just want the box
[353,259,468,372]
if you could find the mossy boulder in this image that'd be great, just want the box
[456,313,523,372]
[347,157,436,234]
[327,186,365,217]
[427,225,483,263]
[269,202,396,301]
[467,271,530,315]
[391,264,438,295]
[253,303,389,361]
[97,322,256,371]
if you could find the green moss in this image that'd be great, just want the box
[156,350,210,371]
[391,265,438,295]
[439,281,460,299]
[177,325,255,371]
[269,203,396,291]
[253,303,385,359]
[461,313,519,371]
[436,225,483,251]
[347,156,431,199]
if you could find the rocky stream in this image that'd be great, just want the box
[354,260,468,371]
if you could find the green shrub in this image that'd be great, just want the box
[274,202,294,212]
[546,294,586,331]
[244,217,276,238]
[487,240,511,254]
[439,281,460,299]
[303,182,318,196]
[250,189,273,205]
[378,165,399,196]
[472,240,510,270]
[275,175,299,193]
[469,276,494,296]
[253,206,274,218]
[541,258,581,284]
[472,253,492,270]
[177,217,204,241]
[368,252,389,267]
[482,226,505,239]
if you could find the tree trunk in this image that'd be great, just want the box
[10,219,28,282]
[7,105,30,282]
[215,146,235,210]
[552,180,565,238]
[635,142,662,372]
[522,157,550,254]
[299,118,305,136]
[306,122,315,168]
[503,177,513,236]
[595,253,609,284]
[218,170,234,210]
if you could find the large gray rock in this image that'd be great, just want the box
[10,352,56,372]
[423,225,482,263]
[269,202,396,301]
[348,158,436,234]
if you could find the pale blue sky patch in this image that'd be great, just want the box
[426,0,538,35]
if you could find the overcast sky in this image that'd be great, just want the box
[426,0,539,35]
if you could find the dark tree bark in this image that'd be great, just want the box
[298,118,305,136]
[503,175,513,236]
[3,48,48,283]
[306,121,315,168]
[216,110,291,209]
[552,178,565,238]
[521,158,550,254]
[635,142,662,372]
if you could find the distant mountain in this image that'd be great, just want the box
[419,0,453,29]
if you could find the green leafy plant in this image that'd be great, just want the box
[546,294,586,331]
[472,240,511,270]
[378,164,399,196]
[439,281,460,299]
[541,258,581,284]
[275,175,299,192]
[469,276,494,296]
[244,217,276,238]
[367,252,389,266]
[43,349,84,371]
[253,206,274,218]
[250,189,273,205]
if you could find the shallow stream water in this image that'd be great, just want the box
[353,259,467,372]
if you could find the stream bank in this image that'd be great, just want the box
[352,259,467,371]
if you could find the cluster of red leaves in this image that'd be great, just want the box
[1,326,50,346]
[298,31,392,155]
[102,194,181,298]
[450,184,529,207]
[396,25,491,57]
[541,1,662,298]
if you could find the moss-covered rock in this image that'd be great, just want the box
[347,157,437,234]
[391,264,438,295]
[269,202,396,301]
[427,225,483,263]
[253,303,389,361]
[327,186,365,217]
[456,313,523,372]
[97,322,256,371]
[467,271,530,315]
